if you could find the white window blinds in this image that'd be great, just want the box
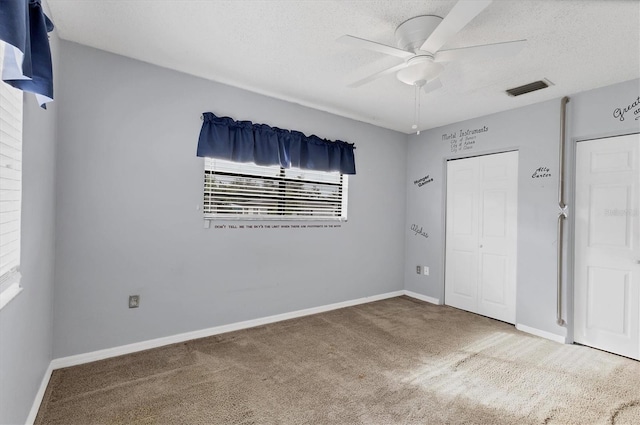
[204,158,348,220]
[0,40,23,282]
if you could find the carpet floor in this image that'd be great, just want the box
[35,296,640,424]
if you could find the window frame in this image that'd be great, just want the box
[0,40,24,310]
[203,158,349,222]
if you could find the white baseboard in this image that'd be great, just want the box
[51,290,405,370]
[403,290,441,305]
[25,361,54,425]
[516,323,567,344]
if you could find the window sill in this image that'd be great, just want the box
[0,272,23,311]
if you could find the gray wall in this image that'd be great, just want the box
[52,41,408,358]
[0,36,59,425]
[404,78,640,339]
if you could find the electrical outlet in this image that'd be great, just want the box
[423,266,429,276]
[416,265,421,274]
[129,295,140,308]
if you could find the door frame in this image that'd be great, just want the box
[441,147,520,314]
[567,130,640,345]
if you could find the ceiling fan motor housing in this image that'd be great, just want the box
[394,15,443,53]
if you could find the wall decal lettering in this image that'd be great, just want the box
[613,95,640,121]
[604,208,639,217]
[531,166,551,178]
[443,125,489,153]
[414,175,434,187]
[213,224,342,230]
[410,224,429,239]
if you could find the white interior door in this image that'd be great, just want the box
[574,133,640,360]
[445,151,518,324]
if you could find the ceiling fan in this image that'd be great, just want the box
[338,0,526,93]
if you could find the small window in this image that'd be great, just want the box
[203,158,348,221]
[0,40,24,308]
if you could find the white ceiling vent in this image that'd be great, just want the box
[506,79,553,97]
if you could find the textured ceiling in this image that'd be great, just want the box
[46,0,640,134]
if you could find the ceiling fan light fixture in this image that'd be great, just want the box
[396,57,443,85]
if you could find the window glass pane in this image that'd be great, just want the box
[204,158,347,220]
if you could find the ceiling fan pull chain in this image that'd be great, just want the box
[411,82,420,130]
[412,79,426,134]
[417,83,421,135]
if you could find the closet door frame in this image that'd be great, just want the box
[443,149,519,324]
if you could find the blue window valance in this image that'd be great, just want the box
[197,112,356,174]
[0,0,55,108]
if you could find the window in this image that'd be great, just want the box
[204,158,348,220]
[0,40,24,309]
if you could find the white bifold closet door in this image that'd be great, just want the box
[445,151,518,324]
[574,133,640,360]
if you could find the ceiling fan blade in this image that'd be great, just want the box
[337,35,413,59]
[423,78,443,93]
[348,62,408,88]
[435,39,527,63]
[420,0,493,54]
